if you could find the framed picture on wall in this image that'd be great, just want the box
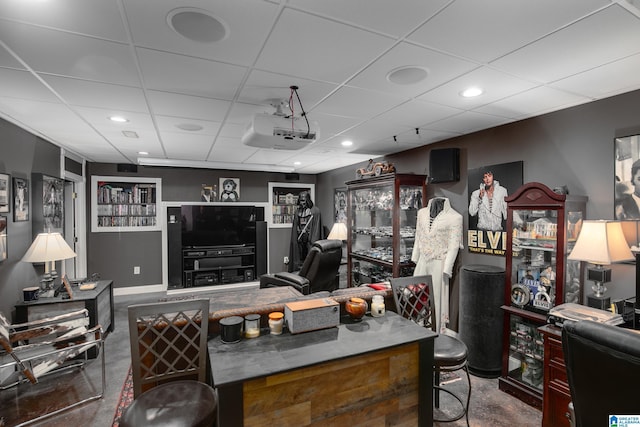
[0,173,10,213]
[268,182,315,228]
[13,177,29,222]
[219,178,240,202]
[42,174,64,233]
[0,215,7,261]
[615,133,640,219]
[334,188,347,224]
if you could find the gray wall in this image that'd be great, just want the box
[0,119,61,318]
[317,88,640,307]
[86,163,316,289]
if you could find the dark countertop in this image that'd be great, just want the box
[208,311,436,386]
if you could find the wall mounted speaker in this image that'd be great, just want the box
[117,163,138,173]
[429,148,460,183]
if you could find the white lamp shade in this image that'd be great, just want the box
[21,232,77,263]
[327,222,348,241]
[567,220,634,264]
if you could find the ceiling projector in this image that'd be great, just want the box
[242,113,319,150]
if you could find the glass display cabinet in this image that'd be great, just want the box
[499,182,587,407]
[345,174,426,287]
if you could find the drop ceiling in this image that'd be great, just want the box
[1,0,640,174]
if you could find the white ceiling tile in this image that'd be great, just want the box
[306,112,362,141]
[146,91,231,122]
[426,110,512,134]
[154,115,221,135]
[550,52,640,99]
[42,75,149,113]
[418,66,538,109]
[0,43,25,69]
[0,68,59,102]
[219,122,245,139]
[375,100,463,128]
[255,8,395,84]
[313,86,405,119]
[409,0,612,62]
[209,143,257,163]
[136,48,248,100]
[287,0,449,37]
[348,42,478,97]
[227,102,274,126]
[123,0,280,66]
[73,106,155,130]
[0,1,128,42]
[491,4,640,83]
[0,20,140,85]
[238,70,338,108]
[161,131,214,159]
[475,86,591,119]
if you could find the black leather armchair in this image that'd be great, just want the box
[562,320,640,427]
[260,239,342,295]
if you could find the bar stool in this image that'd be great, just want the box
[390,275,471,427]
[120,380,217,427]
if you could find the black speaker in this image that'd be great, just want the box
[166,207,182,288]
[117,163,138,173]
[285,173,300,181]
[255,221,267,277]
[429,148,460,183]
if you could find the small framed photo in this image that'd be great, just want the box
[219,178,240,202]
[13,177,29,222]
[200,184,217,202]
[0,215,7,261]
[0,173,9,213]
[334,188,347,224]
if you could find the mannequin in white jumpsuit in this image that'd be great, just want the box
[411,197,463,333]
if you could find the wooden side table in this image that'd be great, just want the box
[15,280,114,335]
[539,324,571,427]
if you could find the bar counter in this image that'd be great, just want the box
[208,311,436,426]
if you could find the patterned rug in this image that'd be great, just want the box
[111,366,133,427]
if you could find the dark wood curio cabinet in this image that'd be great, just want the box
[345,174,427,287]
[498,182,587,407]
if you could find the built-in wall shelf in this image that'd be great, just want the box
[91,176,162,232]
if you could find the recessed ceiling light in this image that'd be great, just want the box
[167,7,228,43]
[387,66,429,85]
[138,151,149,156]
[341,140,353,147]
[109,116,128,123]
[294,161,301,166]
[122,131,138,138]
[176,123,204,131]
[460,87,483,98]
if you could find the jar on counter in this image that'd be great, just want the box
[371,295,385,317]
[244,314,261,338]
[268,312,284,335]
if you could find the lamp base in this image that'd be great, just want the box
[587,294,611,310]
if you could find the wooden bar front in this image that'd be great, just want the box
[209,311,435,426]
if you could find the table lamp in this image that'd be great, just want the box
[567,220,633,309]
[327,222,348,241]
[327,222,348,263]
[22,232,77,297]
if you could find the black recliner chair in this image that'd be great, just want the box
[259,239,342,295]
[562,319,640,427]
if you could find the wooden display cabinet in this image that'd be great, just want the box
[499,182,586,407]
[345,174,426,287]
[539,324,571,427]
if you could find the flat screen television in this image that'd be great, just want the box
[181,205,262,248]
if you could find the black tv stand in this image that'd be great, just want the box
[182,245,257,287]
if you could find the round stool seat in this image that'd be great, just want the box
[120,380,217,427]
[434,334,468,367]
